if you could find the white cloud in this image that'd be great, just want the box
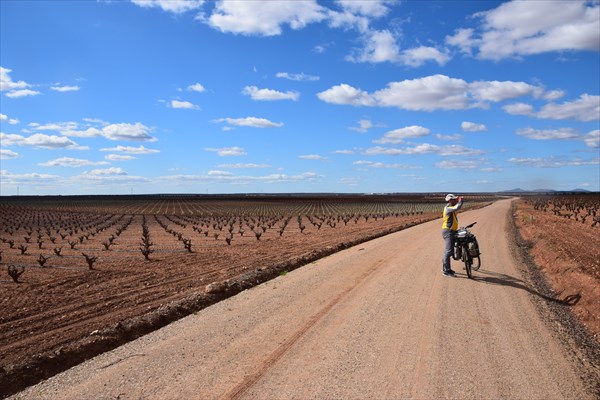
[400,46,450,67]
[583,130,600,148]
[508,156,600,168]
[276,72,319,81]
[0,113,19,124]
[436,133,463,141]
[207,170,234,176]
[0,67,30,92]
[100,122,156,141]
[28,120,157,141]
[318,75,578,113]
[373,75,470,111]
[205,146,247,156]
[353,160,419,169]
[516,127,580,140]
[242,86,299,101]
[374,125,431,144]
[0,149,19,159]
[217,163,272,169]
[50,85,80,92]
[349,119,382,133]
[504,94,600,121]
[205,0,326,36]
[105,154,136,161]
[317,83,375,106]
[0,132,87,150]
[461,121,487,132]
[171,99,200,110]
[469,80,542,102]
[0,169,61,184]
[299,154,328,161]
[503,102,535,116]
[131,0,204,14]
[448,0,600,60]
[436,160,482,169]
[158,171,321,185]
[213,117,283,128]
[333,149,355,155]
[347,29,400,63]
[5,89,40,98]
[187,83,206,92]
[364,144,483,157]
[99,145,160,154]
[85,167,127,176]
[39,157,109,167]
[537,94,600,121]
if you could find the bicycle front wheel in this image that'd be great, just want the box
[462,246,472,279]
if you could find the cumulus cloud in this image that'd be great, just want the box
[461,121,487,132]
[131,0,204,14]
[0,169,60,184]
[213,117,283,128]
[583,130,600,148]
[99,145,159,154]
[318,74,571,112]
[0,149,19,159]
[317,83,375,106]
[217,163,272,169]
[436,160,482,169]
[508,156,599,168]
[504,94,600,121]
[0,132,87,150]
[349,119,384,133]
[468,80,542,102]
[39,157,109,167]
[158,171,321,185]
[28,120,157,141]
[5,89,40,98]
[187,82,206,92]
[516,127,580,140]
[446,0,600,60]
[0,67,30,92]
[205,0,326,36]
[347,29,400,63]
[84,167,127,176]
[0,113,19,124]
[50,85,80,92]
[276,72,319,81]
[299,154,328,161]
[364,144,483,157]
[242,86,299,101]
[170,99,200,110]
[205,146,247,156]
[105,154,136,161]
[353,160,419,169]
[400,46,450,67]
[374,125,431,144]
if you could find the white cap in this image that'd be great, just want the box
[445,193,458,202]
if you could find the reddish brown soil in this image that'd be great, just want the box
[0,206,443,397]
[514,199,600,339]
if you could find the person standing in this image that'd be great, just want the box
[442,194,463,277]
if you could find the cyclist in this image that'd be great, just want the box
[442,193,463,277]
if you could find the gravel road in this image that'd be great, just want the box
[10,199,595,399]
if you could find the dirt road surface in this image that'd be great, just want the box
[10,199,595,399]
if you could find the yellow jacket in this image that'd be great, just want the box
[442,200,463,230]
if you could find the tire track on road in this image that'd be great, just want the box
[223,257,389,400]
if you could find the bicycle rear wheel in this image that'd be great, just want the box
[472,255,481,271]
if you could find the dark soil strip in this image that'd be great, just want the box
[507,200,600,399]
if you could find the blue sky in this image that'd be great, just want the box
[1,0,599,195]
